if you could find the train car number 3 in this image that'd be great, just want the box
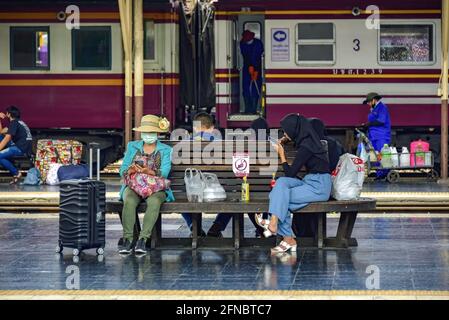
[353,39,360,52]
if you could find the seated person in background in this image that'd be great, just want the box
[292,117,345,238]
[119,114,174,255]
[195,116,273,238]
[0,106,33,184]
[182,112,225,237]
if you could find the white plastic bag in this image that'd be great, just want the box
[331,153,365,201]
[203,173,227,202]
[46,163,63,185]
[184,168,205,202]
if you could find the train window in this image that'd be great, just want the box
[10,27,50,70]
[144,20,156,61]
[72,26,111,70]
[379,24,434,64]
[243,22,261,40]
[296,23,335,64]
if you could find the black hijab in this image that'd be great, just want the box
[280,114,328,161]
[308,118,326,140]
[307,117,344,171]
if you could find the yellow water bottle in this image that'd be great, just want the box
[241,176,250,202]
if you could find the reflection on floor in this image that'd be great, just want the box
[1,215,449,292]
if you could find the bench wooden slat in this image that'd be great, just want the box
[106,198,376,214]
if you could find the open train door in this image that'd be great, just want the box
[233,14,265,120]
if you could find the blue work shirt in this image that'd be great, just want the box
[368,101,391,144]
[240,38,264,98]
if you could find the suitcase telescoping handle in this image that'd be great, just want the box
[89,142,101,181]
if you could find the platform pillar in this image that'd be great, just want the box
[118,0,133,146]
[134,0,144,140]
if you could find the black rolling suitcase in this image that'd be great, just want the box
[56,144,106,257]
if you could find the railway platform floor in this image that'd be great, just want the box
[0,213,449,298]
[0,177,449,298]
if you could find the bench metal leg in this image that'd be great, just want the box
[325,211,358,248]
[233,214,244,250]
[191,213,200,250]
[150,215,162,249]
[316,212,326,249]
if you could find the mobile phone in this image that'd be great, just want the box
[268,136,278,146]
[134,160,144,167]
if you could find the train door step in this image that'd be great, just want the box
[228,114,260,122]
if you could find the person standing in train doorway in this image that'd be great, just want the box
[240,30,264,114]
[362,92,391,179]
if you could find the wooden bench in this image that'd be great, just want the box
[106,140,376,249]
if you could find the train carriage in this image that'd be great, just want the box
[0,0,447,166]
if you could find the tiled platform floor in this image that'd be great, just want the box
[1,214,449,293]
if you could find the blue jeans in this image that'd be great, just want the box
[0,145,24,176]
[268,174,332,237]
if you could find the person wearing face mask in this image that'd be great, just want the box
[255,114,332,254]
[240,30,264,114]
[118,114,174,254]
[361,92,391,179]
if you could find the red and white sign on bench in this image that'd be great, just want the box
[233,153,250,177]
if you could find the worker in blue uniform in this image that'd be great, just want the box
[240,30,264,114]
[362,92,391,179]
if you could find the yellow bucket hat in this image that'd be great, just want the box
[133,115,170,133]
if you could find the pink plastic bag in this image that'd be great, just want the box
[410,140,429,167]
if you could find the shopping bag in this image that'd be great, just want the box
[331,153,365,200]
[184,168,205,202]
[46,163,63,185]
[35,139,83,183]
[202,172,227,202]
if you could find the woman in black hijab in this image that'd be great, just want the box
[292,117,346,238]
[255,114,332,253]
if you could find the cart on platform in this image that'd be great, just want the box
[355,129,438,183]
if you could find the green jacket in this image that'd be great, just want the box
[119,140,175,202]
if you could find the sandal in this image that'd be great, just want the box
[10,172,22,185]
[255,213,277,238]
[271,241,297,254]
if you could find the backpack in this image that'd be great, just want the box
[22,168,41,185]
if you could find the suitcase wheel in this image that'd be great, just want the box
[55,241,63,253]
